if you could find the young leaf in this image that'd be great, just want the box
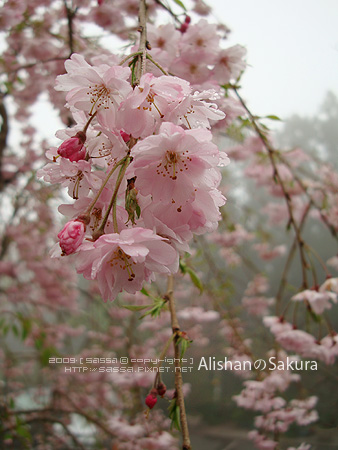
[120,304,152,311]
[186,267,203,293]
[266,114,282,121]
[136,204,141,218]
[171,0,187,11]
[177,336,192,359]
[168,398,181,431]
[140,287,151,297]
[179,259,187,274]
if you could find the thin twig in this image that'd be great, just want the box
[153,0,182,23]
[275,202,311,314]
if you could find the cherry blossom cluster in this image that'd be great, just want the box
[233,351,318,450]
[38,12,249,301]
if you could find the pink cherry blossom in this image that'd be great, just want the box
[165,89,225,129]
[75,227,178,301]
[117,73,190,138]
[128,122,223,205]
[55,53,132,126]
[320,277,338,293]
[180,19,220,64]
[276,329,317,354]
[213,45,247,85]
[291,289,337,314]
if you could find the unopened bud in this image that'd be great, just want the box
[157,382,166,397]
[57,131,86,162]
[145,388,158,409]
[179,23,189,33]
[58,220,86,255]
[120,130,131,143]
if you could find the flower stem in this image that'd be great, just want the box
[96,157,130,235]
[146,53,168,75]
[83,111,97,133]
[119,52,142,66]
[86,157,127,215]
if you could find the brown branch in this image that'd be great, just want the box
[0,98,9,192]
[275,201,311,314]
[61,395,117,438]
[166,275,191,450]
[64,0,77,56]
[232,87,309,289]
[134,0,148,86]
[276,152,338,240]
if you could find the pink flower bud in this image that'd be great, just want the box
[58,220,86,255]
[185,15,191,24]
[179,23,189,33]
[120,130,131,142]
[57,131,86,162]
[157,382,166,397]
[145,388,158,409]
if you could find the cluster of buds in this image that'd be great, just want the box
[145,382,167,410]
[179,15,191,33]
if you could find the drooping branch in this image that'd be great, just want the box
[166,275,191,450]
[232,87,309,289]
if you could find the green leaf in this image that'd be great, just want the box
[171,0,187,11]
[179,259,187,274]
[12,324,19,337]
[21,318,32,340]
[140,287,151,297]
[16,424,31,440]
[186,267,203,293]
[120,304,152,311]
[308,308,321,323]
[136,204,141,218]
[40,347,58,367]
[177,336,192,359]
[139,298,167,319]
[266,114,282,121]
[168,398,181,431]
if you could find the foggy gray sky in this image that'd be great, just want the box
[206,0,338,119]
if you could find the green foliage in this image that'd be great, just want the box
[168,397,181,431]
[177,334,192,359]
[121,304,152,311]
[179,259,203,293]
